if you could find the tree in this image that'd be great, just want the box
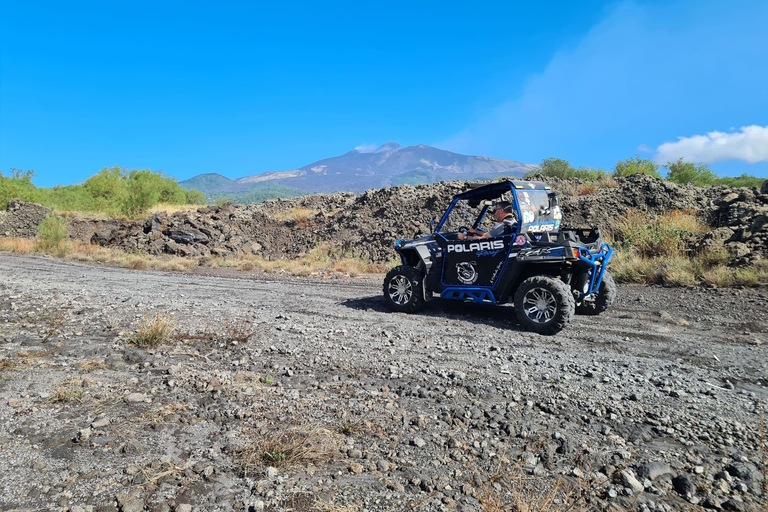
[665,158,718,186]
[121,169,161,216]
[537,158,574,178]
[84,166,125,200]
[613,156,662,178]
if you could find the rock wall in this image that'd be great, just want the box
[0,199,50,238]
[2,177,767,263]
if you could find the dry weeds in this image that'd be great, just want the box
[274,207,317,229]
[50,379,85,403]
[0,237,197,273]
[132,314,177,348]
[337,416,366,437]
[41,310,67,343]
[474,461,594,512]
[577,183,598,196]
[611,250,768,286]
[80,359,110,372]
[215,243,396,277]
[233,426,339,477]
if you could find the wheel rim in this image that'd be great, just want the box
[388,275,413,305]
[522,287,557,323]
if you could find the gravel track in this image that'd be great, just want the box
[1,254,767,512]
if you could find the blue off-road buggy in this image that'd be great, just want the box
[383,180,615,335]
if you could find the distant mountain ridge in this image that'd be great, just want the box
[180,143,537,201]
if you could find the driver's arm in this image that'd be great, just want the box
[458,229,490,240]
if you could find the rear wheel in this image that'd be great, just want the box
[383,265,426,313]
[514,276,575,335]
[575,271,616,315]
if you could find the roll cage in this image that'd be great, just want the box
[435,180,561,238]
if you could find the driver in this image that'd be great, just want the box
[458,201,517,240]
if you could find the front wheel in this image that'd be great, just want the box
[514,276,575,335]
[383,265,426,313]
[575,271,616,315]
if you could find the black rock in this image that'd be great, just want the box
[672,475,697,497]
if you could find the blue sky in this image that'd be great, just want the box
[1,0,766,188]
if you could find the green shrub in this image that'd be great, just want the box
[613,156,663,178]
[527,158,608,181]
[121,169,161,216]
[715,174,765,188]
[185,189,206,204]
[36,214,69,254]
[2,166,205,216]
[665,158,719,186]
[612,210,706,257]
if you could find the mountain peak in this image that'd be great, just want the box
[354,142,403,154]
[376,141,403,152]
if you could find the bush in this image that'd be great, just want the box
[715,174,765,188]
[611,210,706,257]
[528,158,608,180]
[613,156,663,178]
[665,158,719,186]
[121,169,161,216]
[2,166,206,216]
[36,214,69,254]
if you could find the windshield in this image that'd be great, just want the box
[516,189,562,233]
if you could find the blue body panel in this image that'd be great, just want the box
[441,288,498,304]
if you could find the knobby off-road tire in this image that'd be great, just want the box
[575,271,616,316]
[383,265,426,313]
[514,275,575,335]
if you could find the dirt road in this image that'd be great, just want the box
[1,253,766,511]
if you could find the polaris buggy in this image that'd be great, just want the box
[382,180,615,335]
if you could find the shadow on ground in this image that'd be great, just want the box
[339,294,524,331]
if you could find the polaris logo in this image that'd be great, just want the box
[447,240,504,253]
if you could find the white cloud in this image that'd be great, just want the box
[636,144,654,154]
[655,125,768,164]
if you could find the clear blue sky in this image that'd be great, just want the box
[1,0,767,188]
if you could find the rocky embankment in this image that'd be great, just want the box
[3,176,768,264]
[0,255,766,512]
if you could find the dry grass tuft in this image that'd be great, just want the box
[233,427,338,477]
[274,207,318,228]
[133,314,177,348]
[577,183,598,196]
[223,317,259,343]
[50,379,85,403]
[473,460,593,512]
[0,358,18,371]
[80,359,110,372]
[41,310,67,343]
[337,416,366,437]
[15,346,60,366]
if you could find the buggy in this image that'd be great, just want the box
[383,180,615,335]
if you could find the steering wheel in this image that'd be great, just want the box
[458,225,470,233]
